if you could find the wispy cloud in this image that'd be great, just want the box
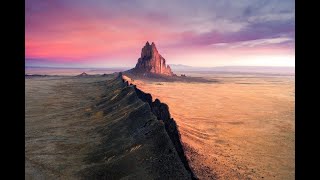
[25,0,295,67]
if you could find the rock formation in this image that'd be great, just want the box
[77,72,89,77]
[131,42,175,76]
[122,73,196,179]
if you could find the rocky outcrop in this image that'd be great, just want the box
[131,42,175,76]
[120,73,196,179]
[77,72,89,77]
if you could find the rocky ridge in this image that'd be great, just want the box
[121,73,196,179]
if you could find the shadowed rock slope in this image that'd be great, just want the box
[122,73,196,179]
[26,74,193,179]
[128,81,196,179]
[79,74,194,179]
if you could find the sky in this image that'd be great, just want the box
[25,0,295,68]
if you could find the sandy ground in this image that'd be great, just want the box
[133,72,295,180]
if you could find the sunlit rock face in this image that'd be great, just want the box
[134,42,174,76]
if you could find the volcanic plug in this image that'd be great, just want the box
[130,42,175,76]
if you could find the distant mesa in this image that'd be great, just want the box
[129,41,176,76]
[77,72,89,77]
[25,74,48,77]
[25,74,50,79]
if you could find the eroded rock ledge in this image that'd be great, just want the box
[120,73,196,179]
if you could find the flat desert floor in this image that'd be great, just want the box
[134,72,295,180]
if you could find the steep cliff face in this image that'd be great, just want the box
[133,42,175,76]
[121,73,196,179]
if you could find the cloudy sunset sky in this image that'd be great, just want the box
[25,0,295,68]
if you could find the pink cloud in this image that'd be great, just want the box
[25,0,295,67]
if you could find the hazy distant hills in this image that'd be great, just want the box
[168,64,194,70]
[169,64,295,75]
[26,65,295,76]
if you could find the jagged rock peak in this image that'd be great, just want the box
[133,41,175,76]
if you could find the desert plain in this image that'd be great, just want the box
[25,69,294,180]
[134,71,295,180]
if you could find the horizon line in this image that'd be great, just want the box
[25,64,295,69]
